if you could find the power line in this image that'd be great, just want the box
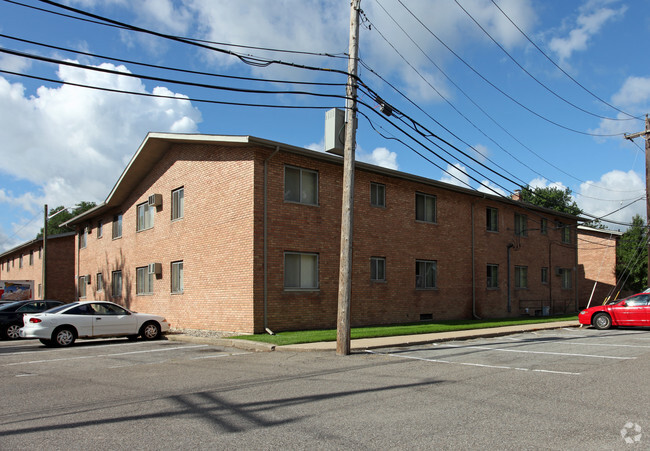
[453,0,635,122]
[488,0,642,121]
[393,0,624,137]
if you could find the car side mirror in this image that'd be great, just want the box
[619,301,626,307]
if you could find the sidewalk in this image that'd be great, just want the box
[168,320,580,353]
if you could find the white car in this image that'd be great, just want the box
[20,301,170,347]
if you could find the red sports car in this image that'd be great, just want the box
[579,292,650,329]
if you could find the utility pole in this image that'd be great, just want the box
[624,114,650,273]
[42,204,48,299]
[336,0,361,356]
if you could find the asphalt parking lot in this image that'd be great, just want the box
[1,327,649,449]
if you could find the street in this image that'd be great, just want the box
[1,327,649,449]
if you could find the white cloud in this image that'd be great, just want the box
[528,177,567,191]
[440,163,471,188]
[357,147,398,170]
[0,63,201,242]
[577,170,645,229]
[591,76,650,137]
[477,181,507,197]
[549,1,626,63]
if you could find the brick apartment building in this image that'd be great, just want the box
[63,133,582,334]
[0,232,76,301]
[577,225,622,308]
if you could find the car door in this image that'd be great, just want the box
[611,295,649,326]
[62,304,95,337]
[89,303,136,336]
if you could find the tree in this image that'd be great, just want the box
[37,201,97,238]
[518,185,582,216]
[616,214,648,292]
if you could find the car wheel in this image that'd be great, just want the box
[5,324,21,340]
[593,312,612,330]
[39,339,53,346]
[140,322,161,340]
[52,327,76,347]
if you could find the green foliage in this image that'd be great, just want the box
[616,214,648,292]
[519,185,582,216]
[37,201,96,238]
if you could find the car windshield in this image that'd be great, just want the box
[46,302,78,313]
[0,301,21,311]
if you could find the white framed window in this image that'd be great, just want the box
[487,264,498,288]
[136,266,154,295]
[97,273,104,292]
[486,208,498,232]
[284,252,319,290]
[171,261,184,293]
[560,224,571,243]
[540,218,547,235]
[284,166,318,205]
[370,257,386,282]
[415,193,436,223]
[541,267,548,284]
[97,220,103,238]
[112,214,123,239]
[370,182,386,208]
[172,187,184,221]
[29,250,34,266]
[416,260,437,289]
[111,270,122,298]
[79,228,87,249]
[515,266,528,289]
[514,213,527,237]
[78,276,87,298]
[137,202,155,231]
[19,254,23,268]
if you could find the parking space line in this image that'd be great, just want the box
[366,350,581,376]
[435,343,635,359]
[190,352,249,360]
[491,337,650,349]
[4,344,208,366]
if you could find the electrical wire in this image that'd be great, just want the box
[489,0,642,121]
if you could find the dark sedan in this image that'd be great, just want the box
[0,300,65,339]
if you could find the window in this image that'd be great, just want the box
[486,208,498,232]
[96,273,104,292]
[111,270,122,298]
[515,266,528,289]
[112,214,123,239]
[540,218,547,235]
[370,182,386,208]
[78,276,87,298]
[416,260,437,289]
[136,266,154,295]
[541,267,548,284]
[39,248,42,259]
[79,228,87,249]
[172,187,184,220]
[137,202,155,231]
[38,284,42,298]
[29,251,34,266]
[284,166,318,205]
[370,257,386,282]
[487,264,498,288]
[415,193,436,223]
[19,255,23,268]
[97,220,103,238]
[514,213,527,237]
[284,252,319,289]
[171,261,184,293]
[561,224,571,243]
[561,268,572,289]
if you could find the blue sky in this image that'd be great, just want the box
[0,0,649,252]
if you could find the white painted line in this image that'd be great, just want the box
[365,350,580,376]
[435,343,635,360]
[15,373,36,377]
[490,337,650,349]
[190,352,249,360]
[4,344,208,366]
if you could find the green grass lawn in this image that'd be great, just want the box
[232,314,579,346]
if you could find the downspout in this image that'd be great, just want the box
[263,146,280,333]
[574,233,579,312]
[507,243,514,313]
[471,203,480,319]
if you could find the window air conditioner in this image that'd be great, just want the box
[148,263,162,275]
[86,275,92,284]
[148,194,163,207]
[555,267,563,276]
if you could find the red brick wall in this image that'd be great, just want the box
[0,235,75,301]
[76,140,579,334]
[577,228,619,308]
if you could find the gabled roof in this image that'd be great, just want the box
[0,232,76,259]
[63,132,587,226]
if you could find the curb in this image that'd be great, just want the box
[166,334,276,352]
